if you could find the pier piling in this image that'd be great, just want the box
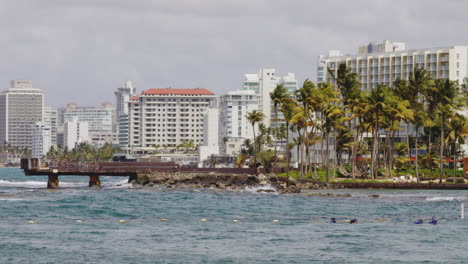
[47,174,60,189]
[89,175,101,188]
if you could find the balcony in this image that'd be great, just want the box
[439,55,449,62]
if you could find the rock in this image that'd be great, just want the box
[336,193,352,197]
[257,189,276,193]
[368,194,380,198]
[218,183,226,189]
[287,176,298,186]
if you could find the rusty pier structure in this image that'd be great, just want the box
[21,158,180,188]
[21,158,257,189]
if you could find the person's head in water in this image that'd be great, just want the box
[330,218,336,223]
[350,218,358,224]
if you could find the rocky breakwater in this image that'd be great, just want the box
[135,171,259,190]
[135,171,336,193]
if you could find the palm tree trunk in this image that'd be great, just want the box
[415,126,420,183]
[286,122,290,177]
[439,117,444,184]
[252,126,257,168]
[371,123,379,180]
[326,132,330,183]
[351,126,358,180]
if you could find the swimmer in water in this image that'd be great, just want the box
[350,218,358,224]
[414,219,423,224]
[330,218,337,223]
[429,218,437,225]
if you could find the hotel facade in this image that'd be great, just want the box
[127,88,216,153]
[317,40,468,89]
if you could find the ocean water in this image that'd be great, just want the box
[1,168,468,264]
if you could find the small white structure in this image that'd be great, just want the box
[31,122,51,159]
[199,108,219,162]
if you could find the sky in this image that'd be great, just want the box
[1,0,468,108]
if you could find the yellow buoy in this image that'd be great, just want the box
[200,219,207,222]
[378,219,385,223]
[27,220,35,224]
[119,220,126,223]
[232,220,240,223]
[310,221,317,223]
[344,220,350,223]
[272,220,279,223]
[160,219,167,222]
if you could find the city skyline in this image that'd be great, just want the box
[2,0,468,107]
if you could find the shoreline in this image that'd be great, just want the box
[134,172,468,193]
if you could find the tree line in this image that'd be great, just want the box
[245,64,468,183]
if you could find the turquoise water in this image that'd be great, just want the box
[1,168,468,263]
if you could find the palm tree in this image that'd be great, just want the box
[246,110,264,167]
[364,85,388,180]
[407,68,434,183]
[280,97,297,176]
[270,84,289,158]
[432,79,460,182]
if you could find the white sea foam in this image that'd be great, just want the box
[0,180,87,188]
[104,179,132,189]
[0,198,26,201]
[426,197,468,201]
[243,184,277,194]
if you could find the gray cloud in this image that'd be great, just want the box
[1,0,468,107]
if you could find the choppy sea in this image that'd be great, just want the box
[1,167,468,263]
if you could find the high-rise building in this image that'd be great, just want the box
[114,80,136,116]
[58,102,114,133]
[43,106,57,147]
[0,80,44,149]
[117,114,129,149]
[242,68,297,127]
[31,122,51,159]
[63,117,89,149]
[219,90,259,156]
[128,88,216,153]
[317,40,468,89]
[115,81,136,149]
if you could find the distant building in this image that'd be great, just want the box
[117,114,129,149]
[128,88,216,153]
[199,108,219,162]
[63,117,89,149]
[219,90,259,156]
[242,68,297,127]
[31,122,51,159]
[90,131,118,148]
[114,81,136,150]
[114,80,136,116]
[58,102,114,133]
[0,80,44,149]
[317,40,468,89]
[43,106,57,147]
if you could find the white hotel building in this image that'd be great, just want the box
[31,122,51,159]
[219,90,259,156]
[128,88,216,153]
[317,40,468,90]
[243,69,298,127]
[0,80,44,149]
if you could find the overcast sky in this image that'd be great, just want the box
[1,0,468,108]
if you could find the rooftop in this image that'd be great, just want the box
[141,88,214,96]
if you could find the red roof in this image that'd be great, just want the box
[141,88,214,95]
[130,96,139,101]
